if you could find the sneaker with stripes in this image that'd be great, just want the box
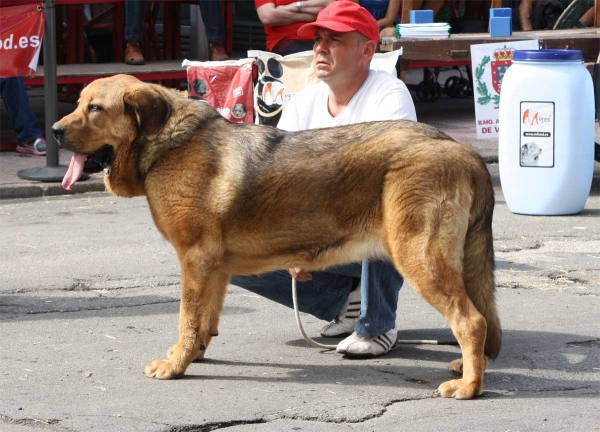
[336,328,399,358]
[16,137,46,156]
[319,282,361,338]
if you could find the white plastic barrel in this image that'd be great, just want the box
[498,49,595,215]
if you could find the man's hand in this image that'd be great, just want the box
[289,267,312,281]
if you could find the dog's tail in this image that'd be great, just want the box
[463,167,502,360]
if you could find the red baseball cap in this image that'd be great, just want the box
[297,1,379,44]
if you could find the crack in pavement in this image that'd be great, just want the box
[161,392,442,431]
[17,298,180,315]
[0,414,74,432]
[275,392,439,424]
[0,297,180,321]
[368,366,431,384]
[505,385,597,395]
[3,277,181,295]
[64,279,180,292]
[164,419,267,432]
[566,339,600,348]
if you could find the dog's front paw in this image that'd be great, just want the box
[438,378,482,400]
[144,359,183,380]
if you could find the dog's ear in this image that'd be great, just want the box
[123,84,172,140]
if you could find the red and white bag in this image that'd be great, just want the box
[184,58,255,124]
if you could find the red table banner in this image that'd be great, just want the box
[0,3,45,78]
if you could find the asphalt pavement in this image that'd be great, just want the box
[0,189,599,431]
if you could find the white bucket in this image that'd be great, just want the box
[498,49,595,215]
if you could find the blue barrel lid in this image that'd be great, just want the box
[513,49,583,62]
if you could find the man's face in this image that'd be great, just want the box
[312,29,365,83]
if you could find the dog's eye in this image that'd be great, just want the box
[88,104,101,112]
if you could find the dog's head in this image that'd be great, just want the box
[54,74,173,190]
[527,142,542,157]
[521,142,542,158]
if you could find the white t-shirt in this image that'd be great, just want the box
[277,69,417,131]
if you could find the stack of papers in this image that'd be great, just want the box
[395,23,451,39]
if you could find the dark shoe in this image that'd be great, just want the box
[125,41,145,65]
[16,137,46,156]
[209,42,229,61]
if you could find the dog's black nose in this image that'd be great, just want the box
[52,123,64,139]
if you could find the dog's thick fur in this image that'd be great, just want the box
[54,75,501,399]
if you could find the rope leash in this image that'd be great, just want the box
[292,277,338,350]
[291,277,459,348]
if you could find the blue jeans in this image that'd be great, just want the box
[124,0,147,42]
[125,1,225,43]
[230,260,403,339]
[199,0,226,43]
[0,77,42,144]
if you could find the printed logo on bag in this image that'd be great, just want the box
[190,79,207,99]
[253,51,319,126]
[233,86,244,98]
[255,58,288,124]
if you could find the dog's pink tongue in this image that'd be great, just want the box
[62,154,87,190]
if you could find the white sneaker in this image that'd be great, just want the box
[336,328,399,358]
[319,286,361,338]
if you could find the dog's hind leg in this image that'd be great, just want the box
[394,247,487,399]
[144,244,229,379]
[387,204,487,399]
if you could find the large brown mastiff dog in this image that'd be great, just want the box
[54,74,501,399]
